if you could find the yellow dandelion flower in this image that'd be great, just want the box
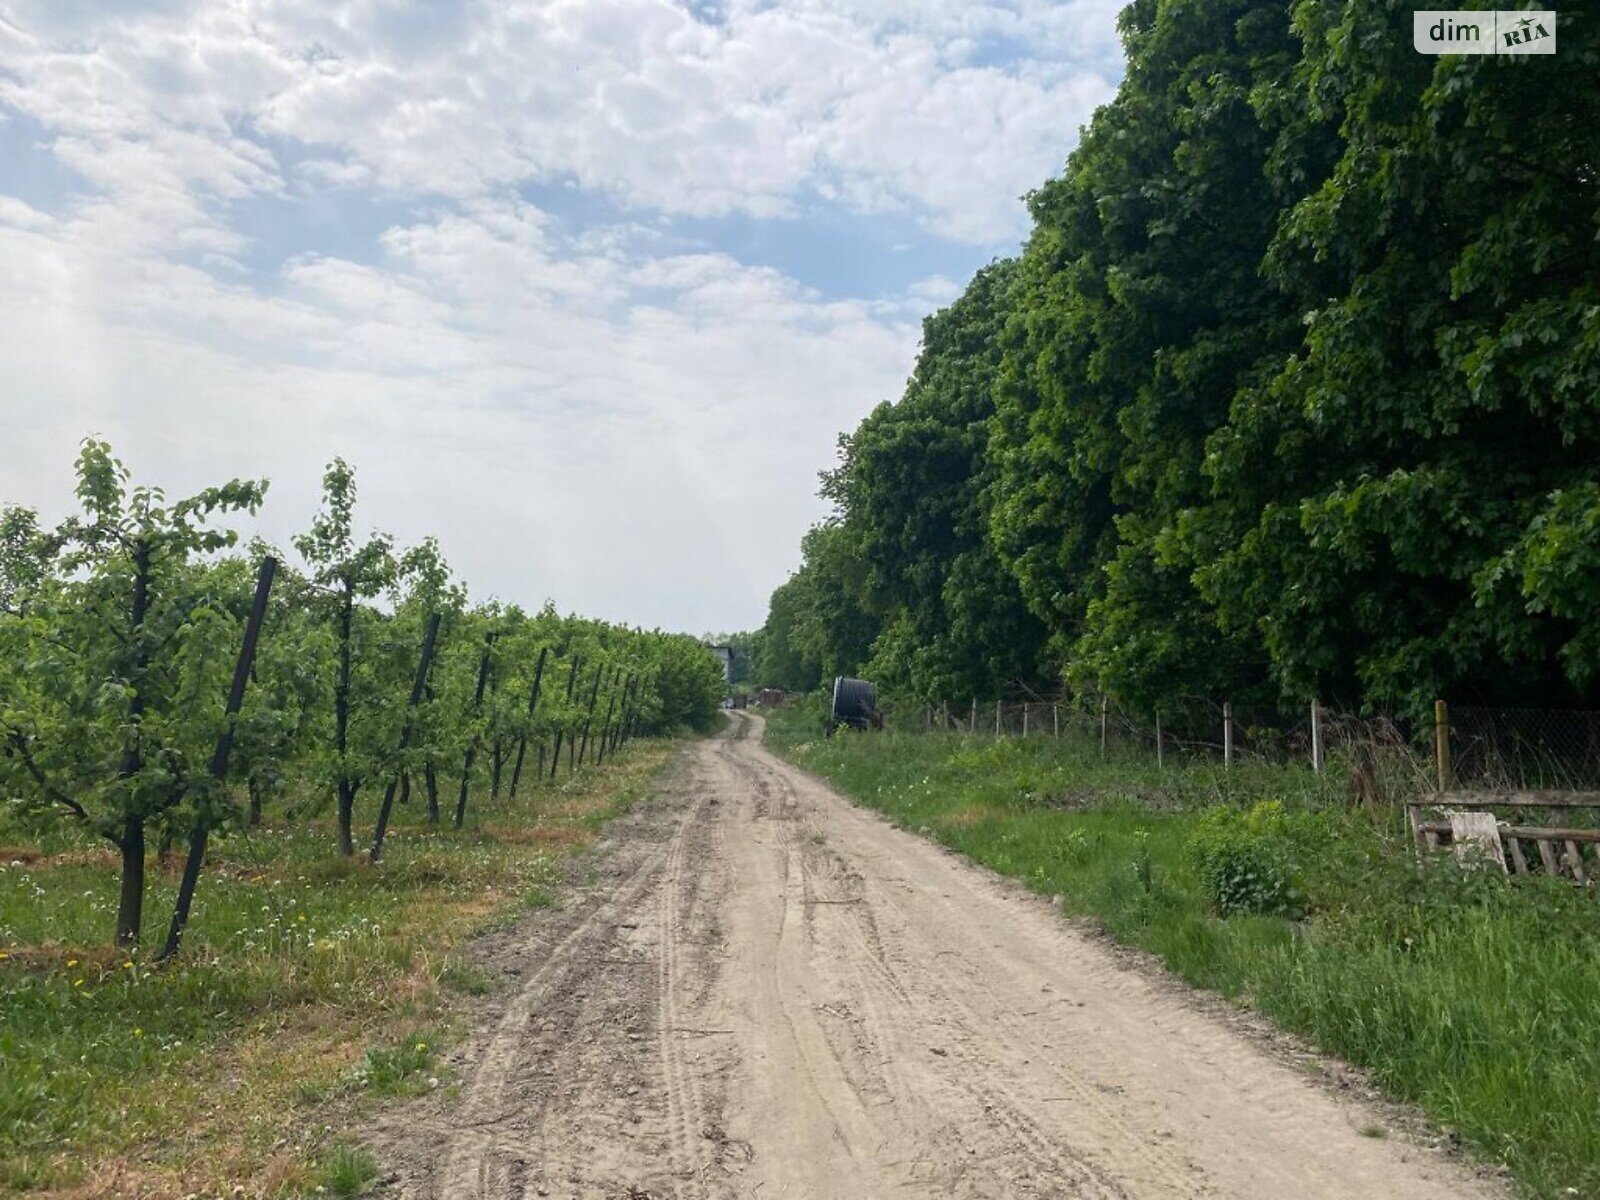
[123,961,134,969]
[73,979,84,987]
[66,959,79,967]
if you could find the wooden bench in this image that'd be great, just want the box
[1407,791,1600,883]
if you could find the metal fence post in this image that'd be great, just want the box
[1435,699,1451,792]
[970,697,977,732]
[1223,701,1234,767]
[1311,699,1324,773]
[995,699,1002,738]
[1156,709,1164,769]
[1022,703,1030,737]
[1053,703,1060,739]
[1100,695,1109,760]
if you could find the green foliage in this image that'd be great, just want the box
[352,1033,439,1096]
[754,1,1600,719]
[752,522,881,692]
[315,1144,378,1197]
[1183,801,1304,918]
[0,440,268,943]
[0,442,721,946]
[820,260,1050,700]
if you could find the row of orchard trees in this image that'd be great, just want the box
[0,442,725,954]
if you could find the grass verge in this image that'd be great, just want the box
[764,706,1600,1199]
[0,741,679,1197]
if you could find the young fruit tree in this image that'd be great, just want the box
[292,459,399,857]
[0,440,266,945]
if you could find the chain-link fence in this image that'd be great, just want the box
[898,694,1600,798]
[1448,706,1600,792]
[899,693,1433,801]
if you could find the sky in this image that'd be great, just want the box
[0,0,1124,634]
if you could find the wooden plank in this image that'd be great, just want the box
[1506,837,1530,875]
[1498,826,1600,843]
[1435,790,1600,809]
[1565,841,1587,884]
[1538,839,1561,875]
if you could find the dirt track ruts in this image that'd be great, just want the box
[370,712,1503,1199]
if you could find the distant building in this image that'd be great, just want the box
[708,643,733,682]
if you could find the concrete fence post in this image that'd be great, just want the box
[1310,699,1325,773]
[1223,701,1234,767]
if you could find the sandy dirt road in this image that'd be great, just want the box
[372,713,1500,1199]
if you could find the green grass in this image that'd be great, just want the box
[0,743,679,1196]
[766,708,1600,1199]
[313,1144,377,1197]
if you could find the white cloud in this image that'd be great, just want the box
[0,0,1117,243]
[0,195,50,228]
[0,194,919,629]
[908,274,962,305]
[0,0,1124,629]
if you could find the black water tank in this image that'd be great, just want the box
[830,677,878,730]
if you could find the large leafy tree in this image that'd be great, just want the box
[824,260,1050,701]
[989,0,1326,713]
[1194,0,1600,711]
[753,523,880,691]
[760,0,1598,722]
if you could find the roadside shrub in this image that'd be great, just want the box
[1185,801,1304,918]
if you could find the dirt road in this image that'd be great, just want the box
[373,713,1500,1199]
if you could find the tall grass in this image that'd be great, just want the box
[766,711,1600,1198]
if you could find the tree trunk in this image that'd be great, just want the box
[114,540,153,945]
[159,555,276,961]
[510,647,547,799]
[425,762,440,826]
[248,778,263,826]
[455,634,495,830]
[337,779,356,857]
[115,814,145,947]
[335,581,355,856]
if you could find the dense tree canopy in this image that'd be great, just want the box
[755,0,1599,719]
